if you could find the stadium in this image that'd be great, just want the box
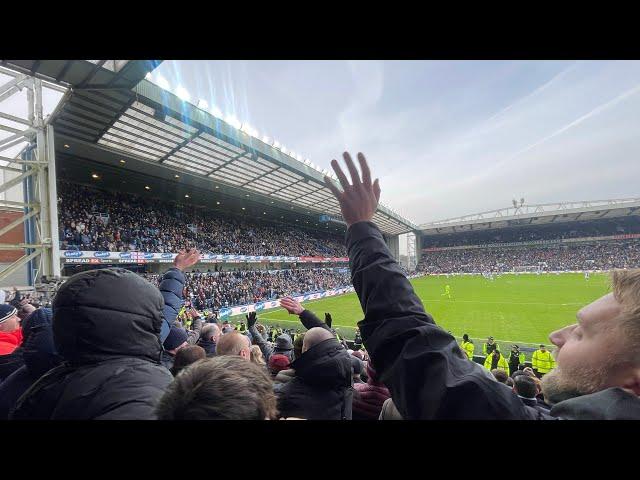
[1,60,639,420]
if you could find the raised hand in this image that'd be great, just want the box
[324,313,333,328]
[246,311,258,328]
[280,296,304,315]
[174,248,200,271]
[323,152,380,227]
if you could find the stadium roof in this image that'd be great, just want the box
[3,60,417,236]
[419,198,640,236]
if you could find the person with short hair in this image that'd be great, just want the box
[491,368,509,384]
[276,326,353,420]
[155,356,278,420]
[216,331,251,361]
[513,375,550,415]
[170,345,206,377]
[197,323,220,357]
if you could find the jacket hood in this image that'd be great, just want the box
[20,308,63,378]
[52,268,165,365]
[291,338,352,388]
[550,387,640,420]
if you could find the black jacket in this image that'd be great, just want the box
[0,309,63,419]
[348,222,547,420]
[550,388,640,420]
[9,269,173,420]
[196,338,217,357]
[277,337,353,420]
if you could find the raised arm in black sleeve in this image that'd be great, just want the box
[299,309,330,332]
[347,221,535,420]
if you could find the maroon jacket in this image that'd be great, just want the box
[352,363,390,420]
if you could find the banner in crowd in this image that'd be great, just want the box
[216,286,356,319]
[61,250,350,264]
[422,233,640,253]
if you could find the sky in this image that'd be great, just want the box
[152,60,640,226]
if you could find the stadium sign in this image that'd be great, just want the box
[216,286,356,319]
[61,251,350,264]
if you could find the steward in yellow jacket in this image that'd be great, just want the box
[460,334,475,360]
[484,350,509,371]
[532,345,556,376]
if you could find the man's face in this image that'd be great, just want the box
[543,293,636,403]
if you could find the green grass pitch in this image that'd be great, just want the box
[238,273,611,347]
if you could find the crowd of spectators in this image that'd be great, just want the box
[416,240,640,273]
[1,154,638,421]
[422,216,640,248]
[57,181,346,257]
[142,268,351,309]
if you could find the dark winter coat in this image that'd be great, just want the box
[276,338,353,420]
[196,338,217,357]
[9,269,173,420]
[0,309,62,419]
[348,221,550,420]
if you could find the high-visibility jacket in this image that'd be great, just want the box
[532,349,556,374]
[460,341,474,360]
[483,342,496,355]
[484,352,509,371]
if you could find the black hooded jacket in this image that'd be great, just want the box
[276,337,353,420]
[9,269,173,420]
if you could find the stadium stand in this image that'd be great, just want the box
[2,58,639,421]
[58,181,347,257]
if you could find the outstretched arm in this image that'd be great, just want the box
[280,296,330,332]
[325,153,530,420]
[159,249,200,343]
[246,312,273,361]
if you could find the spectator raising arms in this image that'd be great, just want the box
[323,151,640,420]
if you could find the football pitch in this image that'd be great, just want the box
[240,273,611,347]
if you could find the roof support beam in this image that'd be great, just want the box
[158,128,202,164]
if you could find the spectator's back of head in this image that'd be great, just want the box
[200,323,220,342]
[302,327,334,353]
[491,368,509,384]
[155,356,278,420]
[216,331,251,360]
[514,374,538,399]
[52,268,164,365]
[171,345,206,376]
